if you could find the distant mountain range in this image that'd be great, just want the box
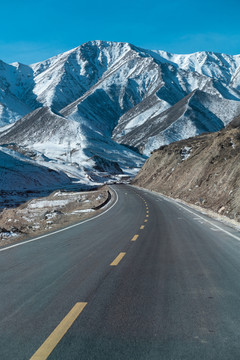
[1,40,240,183]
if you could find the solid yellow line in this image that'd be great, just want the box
[131,234,139,241]
[140,225,145,229]
[110,252,126,266]
[30,302,87,360]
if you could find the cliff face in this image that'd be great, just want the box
[133,122,240,222]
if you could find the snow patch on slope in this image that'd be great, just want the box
[0,146,71,191]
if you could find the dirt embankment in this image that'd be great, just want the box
[0,186,112,246]
[133,125,240,223]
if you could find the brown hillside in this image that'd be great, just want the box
[133,123,240,222]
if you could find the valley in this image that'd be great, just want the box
[1,40,240,240]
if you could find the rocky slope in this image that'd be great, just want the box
[132,117,240,222]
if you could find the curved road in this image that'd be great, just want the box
[1,184,240,359]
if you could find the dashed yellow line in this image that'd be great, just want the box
[110,252,126,266]
[30,302,87,360]
[31,191,152,359]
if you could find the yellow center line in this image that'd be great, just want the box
[146,210,149,213]
[144,219,148,222]
[140,225,145,229]
[146,215,149,217]
[131,234,139,241]
[30,302,87,360]
[110,252,126,266]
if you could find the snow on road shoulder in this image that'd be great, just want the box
[0,186,112,246]
[28,199,70,209]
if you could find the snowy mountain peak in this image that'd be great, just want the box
[0,40,240,124]
[1,40,240,181]
[151,49,240,84]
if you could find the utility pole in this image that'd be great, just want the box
[79,142,81,167]
[67,140,71,163]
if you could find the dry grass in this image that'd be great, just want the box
[0,186,112,245]
[133,126,240,223]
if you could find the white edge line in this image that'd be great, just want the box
[174,201,240,242]
[132,185,240,243]
[0,186,118,252]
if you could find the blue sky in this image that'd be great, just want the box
[1,0,240,64]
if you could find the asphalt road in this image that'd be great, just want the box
[1,184,240,359]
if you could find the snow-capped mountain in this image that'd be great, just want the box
[1,41,240,125]
[114,89,240,155]
[149,50,240,83]
[0,107,145,180]
[1,40,240,180]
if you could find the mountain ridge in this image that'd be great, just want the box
[1,40,240,127]
[1,40,240,184]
